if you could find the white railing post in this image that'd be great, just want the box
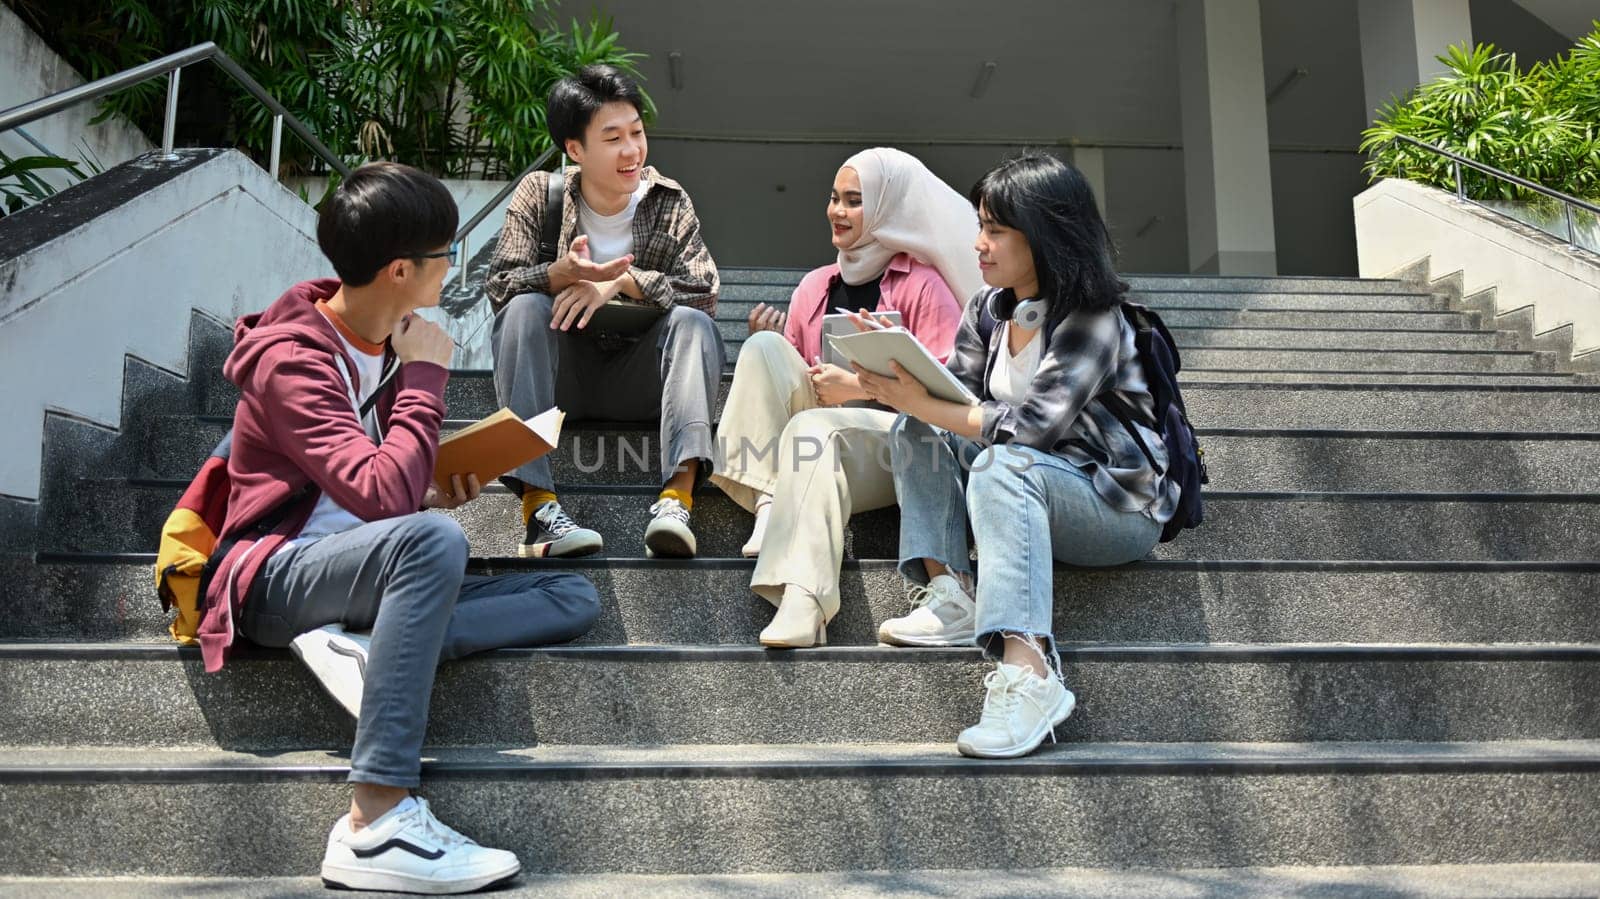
[161,68,181,159]
[458,236,469,288]
[268,114,283,181]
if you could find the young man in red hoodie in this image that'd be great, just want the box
[201,162,600,893]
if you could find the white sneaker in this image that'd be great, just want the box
[289,624,371,718]
[956,663,1076,759]
[321,796,521,894]
[877,574,977,647]
[741,499,772,558]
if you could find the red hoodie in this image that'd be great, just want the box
[198,278,449,672]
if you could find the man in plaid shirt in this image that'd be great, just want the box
[487,65,724,560]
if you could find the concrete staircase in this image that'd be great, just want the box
[4,267,1600,892]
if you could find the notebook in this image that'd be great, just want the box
[824,329,979,406]
[434,407,565,492]
[821,311,901,366]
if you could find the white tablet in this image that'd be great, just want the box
[822,311,900,367]
[825,328,979,406]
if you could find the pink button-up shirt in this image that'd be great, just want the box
[782,253,965,365]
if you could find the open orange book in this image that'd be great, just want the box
[433,407,565,492]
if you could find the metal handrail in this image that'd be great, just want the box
[1390,134,1600,219]
[0,42,351,178]
[451,147,562,287]
[455,147,558,243]
[0,41,587,292]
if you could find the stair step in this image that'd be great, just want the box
[707,310,1491,340]
[204,350,1566,416]
[715,269,1425,295]
[427,383,1600,432]
[1167,348,1555,372]
[1,740,1596,875]
[1125,274,1423,293]
[223,325,1539,409]
[716,285,1451,311]
[1176,369,1581,385]
[13,555,1600,646]
[8,863,1600,898]
[45,481,1600,559]
[145,413,1600,490]
[708,306,1486,333]
[714,326,1522,358]
[4,642,1599,749]
[715,266,812,285]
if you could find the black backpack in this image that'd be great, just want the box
[978,299,1207,542]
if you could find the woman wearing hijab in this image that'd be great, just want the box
[710,147,981,647]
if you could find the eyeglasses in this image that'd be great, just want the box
[413,244,459,266]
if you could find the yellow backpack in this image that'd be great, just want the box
[153,436,233,644]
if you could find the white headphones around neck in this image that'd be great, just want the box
[987,290,1049,330]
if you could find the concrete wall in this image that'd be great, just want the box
[1354,177,1600,358]
[643,140,1194,272]
[0,150,325,501]
[646,139,1365,276]
[0,4,153,191]
[288,175,515,368]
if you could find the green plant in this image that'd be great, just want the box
[0,150,89,216]
[1361,24,1600,203]
[4,0,651,179]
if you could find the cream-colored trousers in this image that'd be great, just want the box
[711,331,898,620]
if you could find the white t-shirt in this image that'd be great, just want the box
[576,180,649,263]
[989,320,1043,406]
[297,322,387,541]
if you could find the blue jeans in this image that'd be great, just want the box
[889,415,1161,664]
[241,513,601,787]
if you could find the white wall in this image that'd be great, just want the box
[0,150,325,501]
[286,176,514,265]
[1355,177,1600,357]
[0,4,153,192]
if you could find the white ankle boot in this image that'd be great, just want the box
[741,496,773,558]
[759,585,826,648]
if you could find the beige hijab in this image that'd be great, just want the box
[836,147,984,302]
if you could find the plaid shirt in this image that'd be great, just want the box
[948,288,1180,522]
[485,165,719,314]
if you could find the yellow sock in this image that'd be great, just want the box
[658,487,693,511]
[522,489,558,524]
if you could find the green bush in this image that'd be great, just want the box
[1361,24,1600,203]
[4,0,652,179]
[0,150,88,216]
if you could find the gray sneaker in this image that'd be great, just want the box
[644,497,696,558]
[521,500,604,558]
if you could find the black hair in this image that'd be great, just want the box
[546,64,648,150]
[969,153,1127,316]
[316,161,457,287]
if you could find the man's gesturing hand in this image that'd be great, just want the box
[548,235,633,290]
[391,315,455,367]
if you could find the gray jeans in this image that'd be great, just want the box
[240,512,601,787]
[492,292,726,491]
